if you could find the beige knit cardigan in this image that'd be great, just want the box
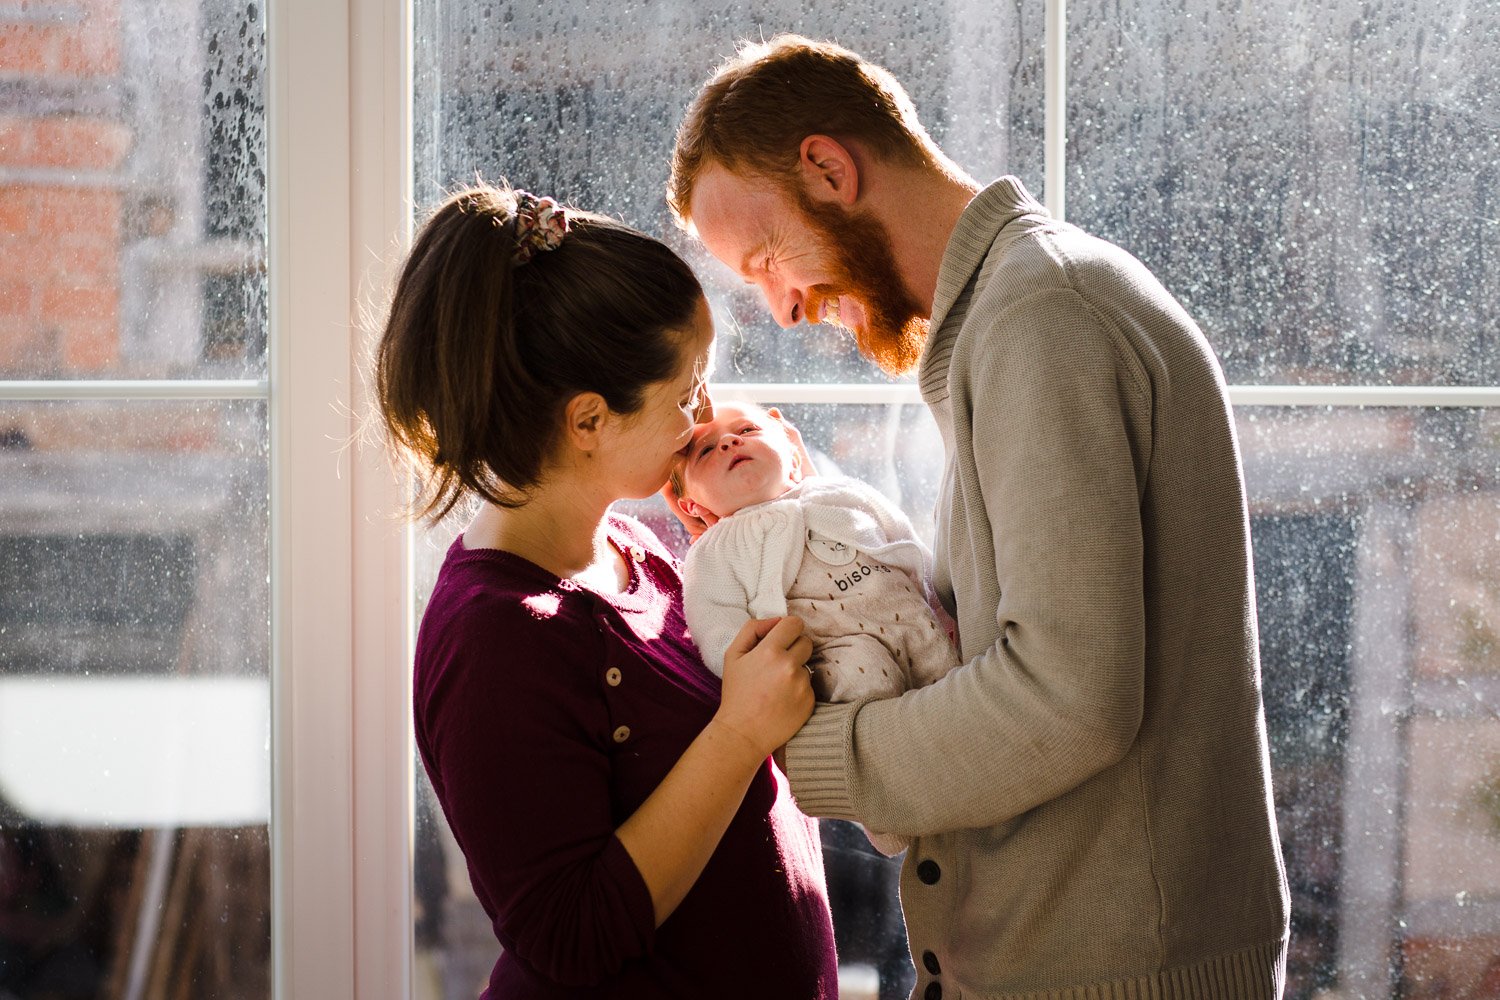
[785,178,1290,1000]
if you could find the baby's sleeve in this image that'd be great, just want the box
[681,534,756,676]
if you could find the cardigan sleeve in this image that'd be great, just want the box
[420,597,656,984]
[787,288,1149,834]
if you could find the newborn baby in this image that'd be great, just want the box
[673,403,959,705]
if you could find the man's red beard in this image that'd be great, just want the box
[795,192,929,377]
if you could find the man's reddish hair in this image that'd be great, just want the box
[668,34,941,227]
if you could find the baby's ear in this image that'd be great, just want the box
[789,448,805,483]
[678,494,706,520]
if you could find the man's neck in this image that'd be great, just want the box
[872,163,982,318]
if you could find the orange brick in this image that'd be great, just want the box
[0,322,34,370]
[0,25,57,77]
[56,27,119,77]
[0,278,32,317]
[34,188,119,237]
[51,239,118,284]
[0,237,50,281]
[0,186,33,235]
[0,118,34,164]
[41,283,116,322]
[27,118,132,170]
[60,317,118,370]
[0,319,55,372]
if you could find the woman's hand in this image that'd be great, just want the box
[713,616,814,759]
[616,615,813,926]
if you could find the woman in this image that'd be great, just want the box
[374,184,838,998]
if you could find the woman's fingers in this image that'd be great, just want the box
[719,617,814,756]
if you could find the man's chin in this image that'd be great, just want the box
[854,317,928,377]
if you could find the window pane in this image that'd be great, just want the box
[0,399,270,997]
[1,0,268,380]
[1238,405,1500,998]
[1066,1,1500,386]
[411,0,1042,387]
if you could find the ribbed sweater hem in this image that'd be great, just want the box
[945,939,1287,1000]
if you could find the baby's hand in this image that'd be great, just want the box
[715,617,814,758]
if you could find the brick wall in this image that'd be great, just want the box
[1,1,127,375]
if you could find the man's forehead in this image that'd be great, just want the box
[691,168,784,263]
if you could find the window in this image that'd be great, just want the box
[3,0,1496,997]
[0,0,270,995]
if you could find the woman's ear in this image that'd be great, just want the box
[562,392,609,452]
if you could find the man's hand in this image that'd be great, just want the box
[768,407,819,479]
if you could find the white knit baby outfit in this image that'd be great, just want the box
[682,475,958,703]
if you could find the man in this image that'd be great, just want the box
[668,35,1290,1000]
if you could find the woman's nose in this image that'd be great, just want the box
[694,392,714,423]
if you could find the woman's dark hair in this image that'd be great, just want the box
[375,184,704,521]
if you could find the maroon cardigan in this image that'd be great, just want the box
[414,513,838,998]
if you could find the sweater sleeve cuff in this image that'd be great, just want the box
[785,701,860,821]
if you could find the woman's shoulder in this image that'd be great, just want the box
[427,534,584,615]
[417,538,603,681]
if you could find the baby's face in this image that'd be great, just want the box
[677,404,801,520]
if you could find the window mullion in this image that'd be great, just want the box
[348,0,417,995]
[268,0,359,995]
[1045,0,1067,221]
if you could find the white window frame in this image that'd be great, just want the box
[268,0,413,996]
[10,0,1498,996]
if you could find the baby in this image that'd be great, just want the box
[673,402,960,706]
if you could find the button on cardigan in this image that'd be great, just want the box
[415,513,838,998]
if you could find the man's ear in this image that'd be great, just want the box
[562,391,609,451]
[798,135,860,207]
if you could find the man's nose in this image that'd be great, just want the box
[767,284,804,329]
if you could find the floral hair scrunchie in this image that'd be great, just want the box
[512,190,569,264]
